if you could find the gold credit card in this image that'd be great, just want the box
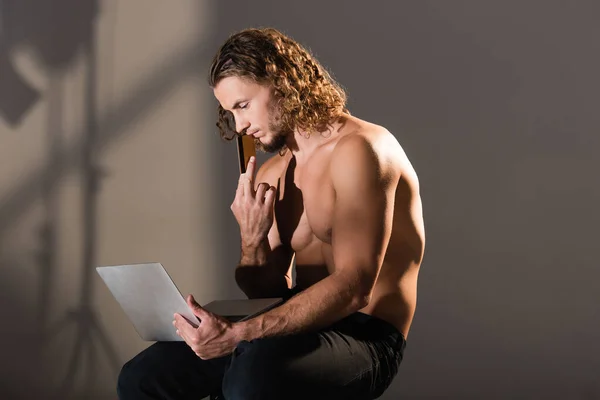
[237,135,256,174]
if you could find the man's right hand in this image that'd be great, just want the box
[230,156,276,248]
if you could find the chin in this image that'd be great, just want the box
[254,129,287,153]
[255,139,282,154]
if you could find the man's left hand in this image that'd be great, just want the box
[173,294,242,360]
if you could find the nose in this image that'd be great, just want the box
[235,116,250,135]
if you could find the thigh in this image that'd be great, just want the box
[222,327,398,400]
[118,341,230,400]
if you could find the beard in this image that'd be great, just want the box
[254,130,288,153]
[254,103,292,153]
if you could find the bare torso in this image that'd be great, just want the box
[259,116,425,338]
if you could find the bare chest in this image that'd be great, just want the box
[274,159,335,252]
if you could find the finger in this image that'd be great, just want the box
[187,294,210,320]
[255,182,269,202]
[173,316,191,343]
[174,313,192,328]
[235,175,245,198]
[264,186,277,206]
[174,314,199,345]
[173,319,183,337]
[237,174,249,198]
[245,155,256,180]
[243,156,256,198]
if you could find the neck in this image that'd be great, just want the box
[285,114,348,159]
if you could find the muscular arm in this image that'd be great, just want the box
[235,134,398,339]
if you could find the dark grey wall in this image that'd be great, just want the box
[209,1,600,399]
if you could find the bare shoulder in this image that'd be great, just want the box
[331,121,411,184]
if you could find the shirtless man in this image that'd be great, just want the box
[117,28,425,400]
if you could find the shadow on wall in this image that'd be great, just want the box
[0,1,105,398]
[0,0,97,124]
[0,1,217,398]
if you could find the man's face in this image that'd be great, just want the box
[213,76,289,153]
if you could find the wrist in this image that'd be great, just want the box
[240,240,268,264]
[231,320,254,343]
[240,237,264,250]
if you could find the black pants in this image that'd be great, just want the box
[117,312,406,400]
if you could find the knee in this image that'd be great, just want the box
[116,349,159,399]
[117,358,142,399]
[116,348,170,399]
[117,341,213,399]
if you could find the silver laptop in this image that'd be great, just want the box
[96,263,282,341]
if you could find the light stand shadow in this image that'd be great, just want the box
[38,17,120,400]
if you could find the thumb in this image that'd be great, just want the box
[187,294,208,318]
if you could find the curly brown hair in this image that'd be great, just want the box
[209,27,349,142]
